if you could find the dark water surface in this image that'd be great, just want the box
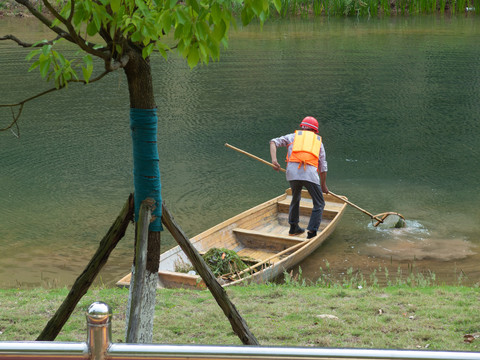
[0,16,479,288]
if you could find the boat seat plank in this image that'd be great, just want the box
[233,228,305,252]
[277,200,339,219]
[237,248,278,262]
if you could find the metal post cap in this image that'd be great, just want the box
[86,302,112,324]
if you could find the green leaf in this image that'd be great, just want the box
[28,60,41,72]
[86,20,99,36]
[241,7,254,25]
[210,3,221,23]
[195,21,210,41]
[160,11,172,34]
[82,67,92,84]
[39,58,51,78]
[198,40,208,59]
[273,0,282,12]
[142,43,154,58]
[84,0,92,13]
[110,0,121,12]
[141,24,150,39]
[252,0,264,15]
[258,10,266,23]
[182,21,192,37]
[175,8,188,24]
[174,24,184,39]
[187,0,200,14]
[156,42,169,60]
[73,7,88,26]
[83,54,93,68]
[177,39,185,54]
[135,0,149,13]
[92,11,102,31]
[131,30,142,42]
[209,42,219,60]
[187,47,199,68]
[41,45,52,56]
[25,48,42,61]
[212,19,226,42]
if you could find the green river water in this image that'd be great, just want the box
[0,15,479,288]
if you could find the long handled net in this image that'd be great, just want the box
[225,143,406,228]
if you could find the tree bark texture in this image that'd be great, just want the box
[36,194,134,341]
[161,202,260,346]
[123,48,156,109]
[124,49,162,343]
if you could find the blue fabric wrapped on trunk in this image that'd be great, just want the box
[130,108,163,231]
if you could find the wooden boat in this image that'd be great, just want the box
[116,188,347,290]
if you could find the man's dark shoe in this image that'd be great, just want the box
[307,231,317,239]
[289,224,305,236]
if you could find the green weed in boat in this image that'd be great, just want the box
[203,248,249,277]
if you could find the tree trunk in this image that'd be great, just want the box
[123,49,162,343]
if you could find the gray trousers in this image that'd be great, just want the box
[288,180,325,232]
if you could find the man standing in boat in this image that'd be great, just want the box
[269,116,329,239]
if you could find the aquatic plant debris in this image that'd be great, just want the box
[203,248,249,277]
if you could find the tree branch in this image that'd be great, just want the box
[0,34,63,47]
[106,54,130,72]
[0,70,111,134]
[41,0,110,60]
[67,0,75,23]
[14,0,73,42]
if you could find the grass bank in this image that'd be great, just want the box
[0,282,479,351]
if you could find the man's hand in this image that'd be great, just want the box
[321,183,329,194]
[320,171,328,194]
[272,160,281,171]
[270,141,281,171]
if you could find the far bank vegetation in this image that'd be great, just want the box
[0,0,477,19]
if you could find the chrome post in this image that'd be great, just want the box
[86,302,112,360]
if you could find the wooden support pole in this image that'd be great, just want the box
[37,194,134,341]
[126,198,155,343]
[161,202,260,346]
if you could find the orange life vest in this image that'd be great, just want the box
[286,130,322,170]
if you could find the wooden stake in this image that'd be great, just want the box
[161,202,260,346]
[126,198,155,343]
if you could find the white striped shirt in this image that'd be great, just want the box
[270,133,327,184]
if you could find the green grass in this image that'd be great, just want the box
[0,279,479,350]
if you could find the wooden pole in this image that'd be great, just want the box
[225,143,278,170]
[126,198,155,343]
[224,143,406,226]
[37,194,134,341]
[328,191,384,223]
[161,202,260,346]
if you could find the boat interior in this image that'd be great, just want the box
[117,189,346,289]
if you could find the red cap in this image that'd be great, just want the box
[300,116,319,133]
